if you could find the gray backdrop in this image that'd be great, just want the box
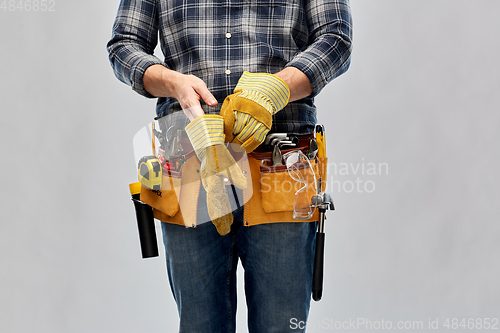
[1,1,499,332]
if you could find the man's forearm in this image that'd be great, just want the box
[143,64,177,98]
[273,66,312,102]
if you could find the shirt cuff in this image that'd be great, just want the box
[131,55,167,98]
[286,44,352,97]
[286,56,327,98]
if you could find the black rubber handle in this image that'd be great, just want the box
[132,194,159,258]
[312,232,325,301]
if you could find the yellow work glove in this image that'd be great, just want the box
[220,71,290,153]
[185,115,247,235]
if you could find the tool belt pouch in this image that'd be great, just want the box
[243,150,328,226]
[140,153,201,227]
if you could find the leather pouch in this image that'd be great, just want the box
[140,154,201,227]
[260,160,319,213]
[243,151,328,226]
[140,170,182,217]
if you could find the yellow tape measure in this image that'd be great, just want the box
[138,155,162,191]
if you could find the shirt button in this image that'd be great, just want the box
[225,32,232,39]
[225,69,231,75]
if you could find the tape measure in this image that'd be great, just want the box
[138,155,162,191]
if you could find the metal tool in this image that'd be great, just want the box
[264,133,301,153]
[264,133,288,145]
[175,129,184,155]
[310,124,330,301]
[152,129,165,150]
[308,138,318,160]
[272,144,283,165]
[164,125,179,159]
[269,136,298,165]
[152,123,189,171]
[311,177,334,302]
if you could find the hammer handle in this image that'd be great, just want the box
[312,231,325,301]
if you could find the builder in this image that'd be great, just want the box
[107,0,352,331]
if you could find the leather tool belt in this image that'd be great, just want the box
[140,133,328,227]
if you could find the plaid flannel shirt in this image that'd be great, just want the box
[107,0,352,135]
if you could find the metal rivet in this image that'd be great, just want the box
[192,223,195,228]
[243,170,247,175]
[245,221,249,226]
[225,32,232,39]
[224,178,229,182]
[225,69,231,75]
[196,169,200,173]
[261,160,266,165]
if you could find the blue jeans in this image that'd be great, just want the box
[161,197,317,333]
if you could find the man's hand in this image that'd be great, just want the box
[219,71,290,153]
[219,67,312,153]
[143,64,218,120]
[185,115,247,235]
